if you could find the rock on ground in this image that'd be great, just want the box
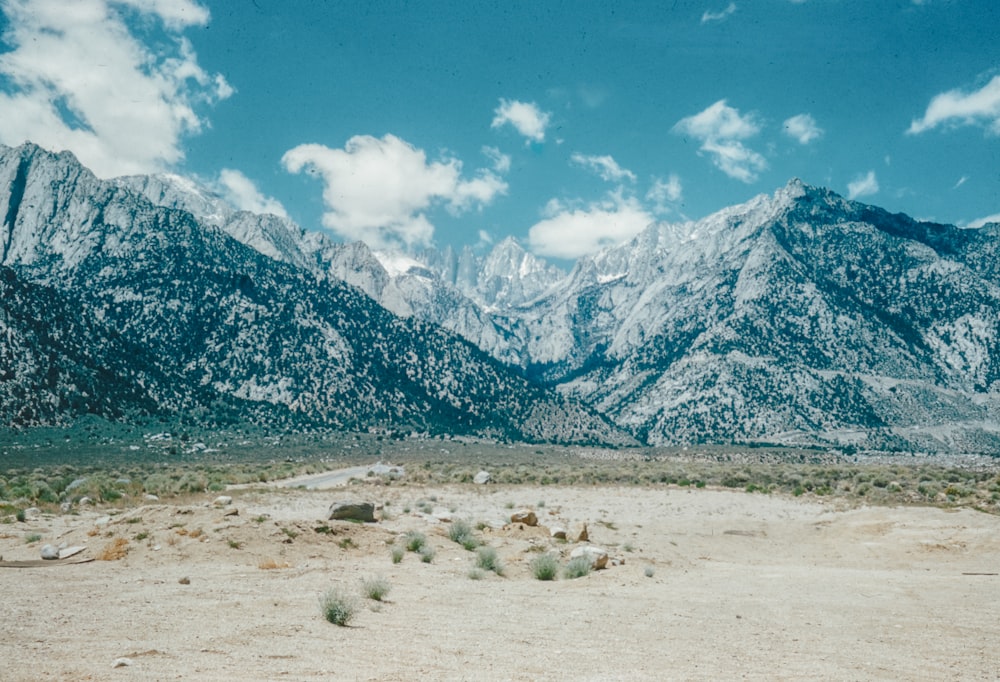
[328,501,376,522]
[510,509,538,526]
[570,545,609,570]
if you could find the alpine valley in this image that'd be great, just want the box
[3,142,1000,453]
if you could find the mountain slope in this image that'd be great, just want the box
[61,145,1000,452]
[548,181,1000,450]
[0,142,628,444]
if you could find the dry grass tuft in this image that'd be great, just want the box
[97,537,129,561]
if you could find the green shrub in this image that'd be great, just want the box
[390,545,404,564]
[564,556,592,579]
[475,546,503,575]
[319,588,357,626]
[362,575,391,602]
[405,531,426,552]
[419,544,436,563]
[529,553,559,581]
[447,519,479,550]
[25,533,41,544]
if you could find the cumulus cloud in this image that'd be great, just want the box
[907,74,1000,136]
[482,145,511,173]
[701,2,737,23]
[646,175,683,215]
[217,169,288,219]
[673,100,766,183]
[847,170,879,199]
[782,113,823,144]
[0,0,230,177]
[570,153,637,183]
[282,134,507,249]
[491,99,551,143]
[527,190,654,259]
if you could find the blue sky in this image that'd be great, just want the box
[1,0,998,262]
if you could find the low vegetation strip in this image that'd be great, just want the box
[0,433,998,518]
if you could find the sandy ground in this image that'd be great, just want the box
[1,471,999,681]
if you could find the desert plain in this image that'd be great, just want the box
[1,453,999,681]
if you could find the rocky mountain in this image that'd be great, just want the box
[43,143,1000,452]
[0,142,628,444]
[543,181,1000,451]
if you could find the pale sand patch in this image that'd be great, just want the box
[1,483,997,681]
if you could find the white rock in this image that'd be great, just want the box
[112,657,133,668]
[40,544,60,560]
[570,545,609,570]
[368,462,404,478]
[550,526,567,540]
[473,470,491,485]
[144,494,159,501]
[58,545,86,559]
[212,495,233,507]
[510,509,537,526]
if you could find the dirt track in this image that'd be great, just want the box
[1,478,998,680]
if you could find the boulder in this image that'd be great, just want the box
[576,523,589,542]
[327,500,376,523]
[368,462,404,478]
[212,495,233,507]
[40,544,60,560]
[570,545,609,570]
[550,526,567,540]
[510,509,537,526]
[473,470,491,485]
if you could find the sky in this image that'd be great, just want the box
[0,0,998,263]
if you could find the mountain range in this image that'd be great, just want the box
[3,141,999,453]
[0,142,626,444]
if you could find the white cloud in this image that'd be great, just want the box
[491,99,551,143]
[847,170,879,199]
[673,100,766,183]
[646,175,683,214]
[907,74,1000,136]
[701,2,737,23]
[570,153,637,183]
[282,134,507,250]
[476,230,494,248]
[953,175,968,189]
[217,169,288,219]
[482,145,511,173]
[965,212,1000,229]
[527,190,654,259]
[0,0,230,177]
[782,113,823,144]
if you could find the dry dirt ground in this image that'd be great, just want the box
[1,471,999,681]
